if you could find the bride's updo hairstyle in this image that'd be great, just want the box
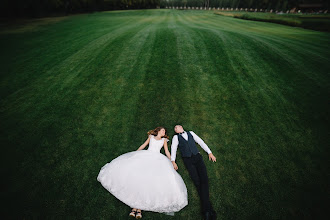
[147,127,170,139]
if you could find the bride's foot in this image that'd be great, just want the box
[135,209,142,219]
[129,208,137,218]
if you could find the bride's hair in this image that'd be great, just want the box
[147,127,169,139]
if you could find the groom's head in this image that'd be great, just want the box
[174,125,184,134]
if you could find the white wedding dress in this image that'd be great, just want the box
[97,135,188,213]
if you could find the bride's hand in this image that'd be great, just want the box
[172,161,178,170]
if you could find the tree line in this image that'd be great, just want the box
[161,0,329,12]
[1,0,328,18]
[1,0,161,18]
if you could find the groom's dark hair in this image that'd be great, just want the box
[174,125,183,134]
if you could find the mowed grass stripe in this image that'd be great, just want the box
[172,16,231,215]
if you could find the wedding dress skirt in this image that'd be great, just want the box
[97,145,188,213]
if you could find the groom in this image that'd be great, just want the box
[171,125,217,220]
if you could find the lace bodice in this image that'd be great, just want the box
[147,135,166,153]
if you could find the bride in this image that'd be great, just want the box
[97,127,188,218]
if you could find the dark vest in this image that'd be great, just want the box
[176,131,199,157]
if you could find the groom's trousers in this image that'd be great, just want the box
[182,153,213,213]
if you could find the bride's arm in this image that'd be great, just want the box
[163,140,171,160]
[137,136,151,151]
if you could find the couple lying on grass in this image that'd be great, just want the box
[97,125,217,220]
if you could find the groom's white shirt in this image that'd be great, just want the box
[171,131,212,162]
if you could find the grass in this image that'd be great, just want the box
[0,9,330,219]
[215,11,330,32]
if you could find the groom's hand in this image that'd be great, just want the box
[172,161,178,170]
[208,153,216,162]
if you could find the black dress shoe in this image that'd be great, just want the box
[204,211,211,220]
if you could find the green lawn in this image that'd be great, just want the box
[1,9,329,219]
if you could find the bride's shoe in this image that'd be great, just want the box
[129,209,137,218]
[135,210,142,219]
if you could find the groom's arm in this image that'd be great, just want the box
[170,135,179,170]
[190,131,212,154]
[190,131,216,162]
